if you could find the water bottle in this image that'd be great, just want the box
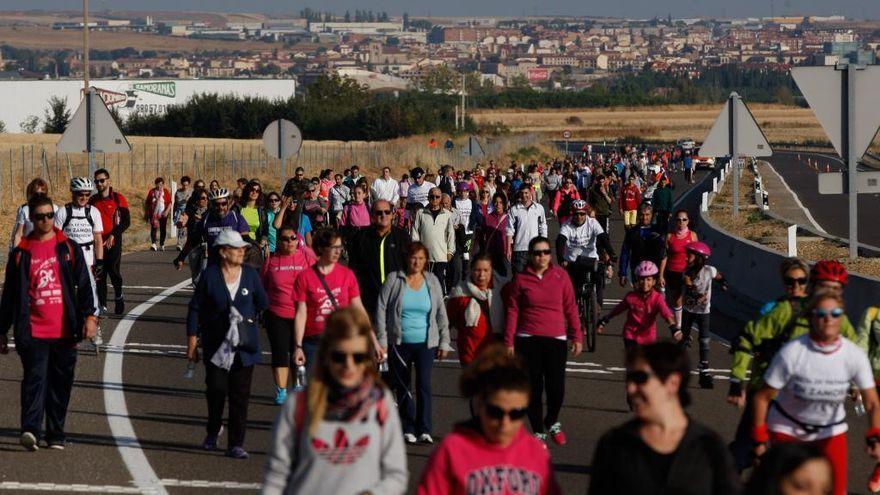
[184,360,196,379]
[379,360,389,373]
[855,393,867,417]
[293,365,308,392]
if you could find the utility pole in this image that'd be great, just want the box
[83,0,89,91]
[843,63,858,259]
[83,0,95,175]
[460,73,466,131]
[729,94,740,217]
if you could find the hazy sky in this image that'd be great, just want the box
[4,0,879,19]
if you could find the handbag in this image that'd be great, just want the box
[313,265,340,310]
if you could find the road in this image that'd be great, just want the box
[760,150,880,248]
[1,168,877,494]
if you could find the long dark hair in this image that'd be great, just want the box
[625,341,691,407]
[745,443,830,495]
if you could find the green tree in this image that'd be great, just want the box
[42,96,70,133]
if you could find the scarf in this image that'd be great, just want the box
[675,226,691,237]
[449,276,506,330]
[325,376,382,423]
[211,306,242,371]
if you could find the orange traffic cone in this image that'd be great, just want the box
[826,164,831,172]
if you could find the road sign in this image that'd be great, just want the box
[58,87,131,177]
[463,135,485,158]
[699,92,772,217]
[699,93,772,159]
[562,129,572,139]
[818,171,880,195]
[262,119,302,161]
[792,66,880,160]
[793,64,880,259]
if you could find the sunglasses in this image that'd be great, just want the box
[574,212,587,216]
[783,276,808,286]
[625,370,655,385]
[484,403,528,421]
[251,189,261,194]
[676,218,689,222]
[75,192,91,197]
[198,196,208,201]
[215,201,229,207]
[95,178,107,184]
[329,351,370,365]
[33,211,55,221]
[373,209,392,216]
[429,195,441,199]
[269,198,281,203]
[812,307,844,319]
[278,235,296,242]
[328,244,344,251]
[530,249,552,256]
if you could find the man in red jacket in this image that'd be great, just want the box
[619,174,642,229]
[90,168,131,315]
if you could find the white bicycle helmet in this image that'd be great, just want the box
[69,177,94,192]
[209,188,230,201]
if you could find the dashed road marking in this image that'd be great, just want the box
[0,480,260,492]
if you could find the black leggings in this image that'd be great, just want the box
[265,311,295,368]
[204,356,254,449]
[515,336,568,434]
[97,239,123,306]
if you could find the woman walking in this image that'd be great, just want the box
[659,209,698,329]
[238,181,270,253]
[261,227,316,405]
[263,307,408,495]
[145,177,172,251]
[504,236,582,445]
[186,230,268,459]
[375,241,452,445]
[477,192,511,277]
[447,254,506,366]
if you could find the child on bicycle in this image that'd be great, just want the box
[597,260,678,350]
[681,241,728,390]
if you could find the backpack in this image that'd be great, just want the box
[62,204,95,232]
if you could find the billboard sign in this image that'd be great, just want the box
[527,68,549,83]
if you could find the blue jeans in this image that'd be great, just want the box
[18,339,78,442]
[302,335,322,374]
[389,342,435,435]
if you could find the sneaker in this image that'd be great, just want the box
[403,433,417,444]
[92,328,104,347]
[100,305,108,315]
[274,387,288,405]
[177,245,183,251]
[160,245,165,252]
[548,422,567,446]
[868,463,880,493]
[114,297,125,316]
[699,372,714,390]
[202,426,223,451]
[226,446,249,459]
[533,432,548,443]
[418,433,434,444]
[48,441,65,450]
[20,432,38,451]
[150,243,158,251]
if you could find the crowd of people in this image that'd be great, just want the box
[3,144,880,494]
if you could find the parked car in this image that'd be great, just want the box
[694,155,716,169]
[677,138,696,150]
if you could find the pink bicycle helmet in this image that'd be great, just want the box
[685,241,712,258]
[634,260,659,278]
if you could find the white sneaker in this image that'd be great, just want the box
[150,243,158,251]
[92,328,104,347]
[20,432,38,451]
[160,245,165,252]
[418,433,434,444]
[403,433,417,444]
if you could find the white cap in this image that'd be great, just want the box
[214,230,249,248]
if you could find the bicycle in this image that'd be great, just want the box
[567,257,601,353]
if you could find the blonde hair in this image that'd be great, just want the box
[306,307,380,435]
[807,287,845,314]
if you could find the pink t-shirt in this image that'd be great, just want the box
[418,425,561,495]
[28,238,70,339]
[261,248,317,319]
[606,289,673,344]
[293,264,360,336]
[341,202,371,227]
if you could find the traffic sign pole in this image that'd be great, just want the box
[87,88,97,177]
[278,120,285,180]
[844,64,858,259]
[729,94,739,217]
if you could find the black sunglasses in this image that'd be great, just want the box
[484,403,528,421]
[530,249,552,256]
[429,194,441,199]
[783,276,808,286]
[95,178,107,184]
[75,191,91,197]
[625,370,654,385]
[329,351,370,365]
[676,217,689,222]
[373,209,392,216]
[33,211,55,221]
[278,235,296,242]
[214,201,229,207]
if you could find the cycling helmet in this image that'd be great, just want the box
[810,259,848,286]
[69,177,94,192]
[634,260,659,278]
[685,241,712,258]
[572,199,589,212]
[456,181,471,192]
[209,188,230,201]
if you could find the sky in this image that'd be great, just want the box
[3,0,879,20]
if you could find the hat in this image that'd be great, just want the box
[411,167,425,179]
[214,230,249,248]
[456,182,471,192]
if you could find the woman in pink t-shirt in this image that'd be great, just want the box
[261,226,316,405]
[418,344,561,495]
[292,228,369,367]
[340,185,371,228]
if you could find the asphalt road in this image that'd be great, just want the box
[766,150,880,248]
[1,167,877,495]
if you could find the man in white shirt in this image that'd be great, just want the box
[406,167,436,208]
[506,188,547,274]
[55,178,104,269]
[370,167,399,204]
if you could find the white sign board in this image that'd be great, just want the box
[57,88,131,154]
[699,94,772,158]
[792,66,880,160]
[262,119,303,160]
[818,171,880,195]
[562,129,572,139]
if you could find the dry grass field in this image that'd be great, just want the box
[471,104,834,145]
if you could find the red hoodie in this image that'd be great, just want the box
[417,423,561,495]
[503,265,581,345]
[618,183,642,211]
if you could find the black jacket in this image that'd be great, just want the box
[589,418,740,495]
[0,229,97,345]
[347,226,411,318]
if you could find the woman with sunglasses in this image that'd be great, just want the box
[274,195,313,247]
[375,241,451,445]
[264,192,282,254]
[262,226,316,405]
[589,341,739,495]
[263,307,408,495]
[751,289,880,495]
[504,236,582,445]
[418,344,560,495]
[551,176,580,225]
[659,209,698,330]
[238,181,269,257]
[477,193,509,278]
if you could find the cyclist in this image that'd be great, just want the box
[54,177,103,345]
[173,188,251,273]
[556,200,615,311]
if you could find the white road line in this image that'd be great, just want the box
[121,285,193,291]
[0,480,260,493]
[103,279,191,495]
[762,159,827,234]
